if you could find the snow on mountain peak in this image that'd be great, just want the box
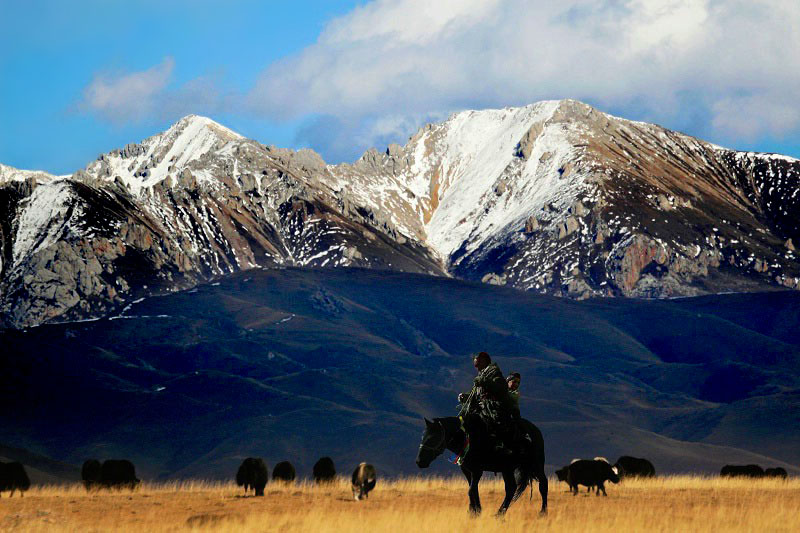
[330,99,586,262]
[81,115,245,193]
[0,163,62,185]
[167,114,243,142]
[420,100,575,259]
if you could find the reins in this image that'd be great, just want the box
[448,416,470,465]
[419,417,471,465]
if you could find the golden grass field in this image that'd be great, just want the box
[1,475,798,532]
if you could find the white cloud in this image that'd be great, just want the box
[625,0,708,52]
[246,0,800,159]
[81,57,175,124]
[78,0,800,161]
[79,58,230,126]
[712,94,800,140]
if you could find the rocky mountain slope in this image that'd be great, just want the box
[332,100,800,298]
[2,100,800,327]
[0,117,442,328]
[1,268,797,479]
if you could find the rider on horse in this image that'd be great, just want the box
[457,352,522,454]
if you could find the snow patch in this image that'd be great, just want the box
[12,180,77,265]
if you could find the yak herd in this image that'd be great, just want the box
[0,456,790,499]
[551,456,789,496]
[233,456,376,501]
[85,456,375,501]
[0,455,375,500]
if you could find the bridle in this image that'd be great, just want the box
[418,419,448,455]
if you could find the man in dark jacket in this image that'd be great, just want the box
[458,352,518,453]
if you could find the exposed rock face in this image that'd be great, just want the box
[3,102,800,327]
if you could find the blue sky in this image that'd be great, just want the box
[2,0,800,174]
[0,0,360,173]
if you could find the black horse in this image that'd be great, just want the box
[416,415,547,515]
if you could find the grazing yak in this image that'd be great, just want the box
[272,461,296,483]
[0,461,31,497]
[555,460,599,494]
[351,463,377,501]
[720,464,765,478]
[614,456,656,478]
[82,459,139,490]
[555,465,569,483]
[237,458,268,496]
[566,458,620,496]
[313,457,336,484]
[98,460,140,489]
[765,467,788,479]
[81,459,102,490]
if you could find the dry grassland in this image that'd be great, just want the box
[1,475,798,532]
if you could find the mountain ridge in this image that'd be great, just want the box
[2,99,800,328]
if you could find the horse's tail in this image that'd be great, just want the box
[511,462,534,503]
[511,420,546,503]
[511,446,541,503]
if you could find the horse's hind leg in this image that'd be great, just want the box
[496,471,516,516]
[536,466,548,514]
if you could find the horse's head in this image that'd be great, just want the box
[416,418,447,468]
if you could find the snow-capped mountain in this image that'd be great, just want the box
[333,99,800,297]
[0,116,442,327]
[2,100,800,327]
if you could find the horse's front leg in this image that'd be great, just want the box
[496,470,516,516]
[462,467,482,515]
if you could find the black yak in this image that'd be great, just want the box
[556,462,597,493]
[614,456,656,478]
[0,461,31,497]
[237,458,268,496]
[99,459,140,489]
[351,463,377,500]
[313,457,336,484]
[764,467,788,479]
[556,459,594,492]
[272,461,296,483]
[720,464,765,478]
[566,458,619,496]
[81,459,102,490]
